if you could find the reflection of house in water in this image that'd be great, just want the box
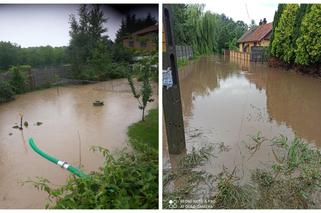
[237,19,272,53]
[242,64,321,145]
[122,24,158,52]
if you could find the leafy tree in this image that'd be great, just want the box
[9,65,29,94]
[171,4,247,55]
[271,4,299,63]
[249,19,257,30]
[115,14,157,43]
[128,55,156,121]
[0,79,15,103]
[293,4,311,45]
[68,5,113,79]
[0,42,68,71]
[295,4,321,65]
[269,4,286,54]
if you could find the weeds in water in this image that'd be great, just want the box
[163,134,321,209]
[211,167,255,209]
[179,146,215,169]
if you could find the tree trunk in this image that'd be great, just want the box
[142,108,145,121]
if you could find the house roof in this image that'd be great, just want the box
[132,24,158,36]
[237,22,272,43]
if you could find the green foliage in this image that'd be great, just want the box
[271,4,299,63]
[293,4,311,45]
[26,108,158,209]
[0,42,68,71]
[128,55,156,121]
[69,5,114,80]
[9,65,30,94]
[0,42,20,71]
[0,79,15,103]
[212,168,254,209]
[115,13,157,43]
[295,4,321,65]
[269,4,286,54]
[112,43,134,63]
[177,58,188,69]
[164,135,321,209]
[270,4,320,67]
[171,4,248,55]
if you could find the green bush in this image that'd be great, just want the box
[271,4,299,63]
[108,63,129,79]
[177,58,188,69]
[27,109,158,209]
[9,65,29,94]
[0,79,15,103]
[295,4,321,65]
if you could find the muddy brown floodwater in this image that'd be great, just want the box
[0,79,157,208]
[164,55,321,191]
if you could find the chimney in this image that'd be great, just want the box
[259,19,262,26]
[263,18,267,25]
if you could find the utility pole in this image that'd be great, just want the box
[162,5,186,154]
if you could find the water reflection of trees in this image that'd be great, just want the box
[241,62,321,146]
[179,56,239,118]
[180,56,321,146]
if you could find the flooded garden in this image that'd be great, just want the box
[163,55,321,208]
[0,79,157,208]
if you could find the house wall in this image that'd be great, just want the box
[239,39,270,53]
[259,39,270,47]
[122,32,157,52]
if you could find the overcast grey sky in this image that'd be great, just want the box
[0,4,158,47]
[204,1,278,25]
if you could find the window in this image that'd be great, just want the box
[140,41,147,48]
[128,40,134,48]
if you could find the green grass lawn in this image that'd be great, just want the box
[127,108,158,151]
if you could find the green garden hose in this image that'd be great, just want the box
[29,138,88,178]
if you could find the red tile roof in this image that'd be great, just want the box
[238,22,272,43]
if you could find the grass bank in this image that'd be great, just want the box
[27,108,158,209]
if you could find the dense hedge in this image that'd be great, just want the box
[270,4,321,66]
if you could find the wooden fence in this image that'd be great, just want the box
[230,50,250,61]
[0,65,72,89]
[176,45,193,60]
[229,50,250,71]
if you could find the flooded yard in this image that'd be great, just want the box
[0,79,157,208]
[164,55,321,192]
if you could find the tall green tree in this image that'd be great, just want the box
[115,14,157,43]
[295,4,321,65]
[0,41,68,71]
[68,5,112,79]
[171,4,247,55]
[271,4,299,63]
[269,4,286,54]
[293,4,311,44]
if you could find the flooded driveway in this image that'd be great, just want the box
[0,79,157,208]
[164,55,321,186]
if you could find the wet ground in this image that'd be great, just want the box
[164,55,321,189]
[0,79,157,208]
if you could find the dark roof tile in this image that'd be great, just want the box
[238,22,272,43]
